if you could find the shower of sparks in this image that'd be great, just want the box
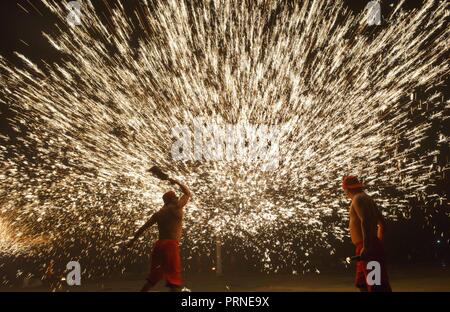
[0,217,50,255]
[0,0,449,275]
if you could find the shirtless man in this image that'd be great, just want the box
[343,176,392,292]
[124,178,191,292]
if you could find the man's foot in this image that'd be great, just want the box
[168,285,182,292]
[140,282,153,292]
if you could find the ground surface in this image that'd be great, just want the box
[2,265,449,292]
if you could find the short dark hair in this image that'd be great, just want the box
[163,190,177,204]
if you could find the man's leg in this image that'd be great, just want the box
[142,244,164,292]
[141,266,163,292]
[366,261,392,292]
[140,281,155,292]
[167,284,183,292]
[363,243,392,292]
[355,261,368,292]
[358,286,368,292]
[164,241,183,291]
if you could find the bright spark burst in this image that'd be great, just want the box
[0,0,449,274]
[0,217,50,255]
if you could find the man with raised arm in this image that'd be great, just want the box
[124,178,191,292]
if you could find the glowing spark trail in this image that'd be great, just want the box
[0,0,449,274]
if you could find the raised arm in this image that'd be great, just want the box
[168,178,191,208]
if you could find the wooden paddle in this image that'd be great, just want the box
[147,165,169,180]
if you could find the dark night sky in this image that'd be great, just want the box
[0,0,428,62]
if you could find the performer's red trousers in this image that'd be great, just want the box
[355,239,392,292]
[146,239,182,287]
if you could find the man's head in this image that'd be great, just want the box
[342,175,363,198]
[163,190,178,205]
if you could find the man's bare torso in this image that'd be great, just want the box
[349,192,379,245]
[156,203,183,240]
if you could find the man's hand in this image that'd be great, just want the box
[167,178,191,208]
[359,246,372,260]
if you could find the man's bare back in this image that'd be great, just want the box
[349,192,380,245]
[125,178,190,245]
[124,177,191,292]
[343,176,391,292]
[156,203,183,240]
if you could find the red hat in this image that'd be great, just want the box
[342,176,363,190]
[163,190,177,204]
